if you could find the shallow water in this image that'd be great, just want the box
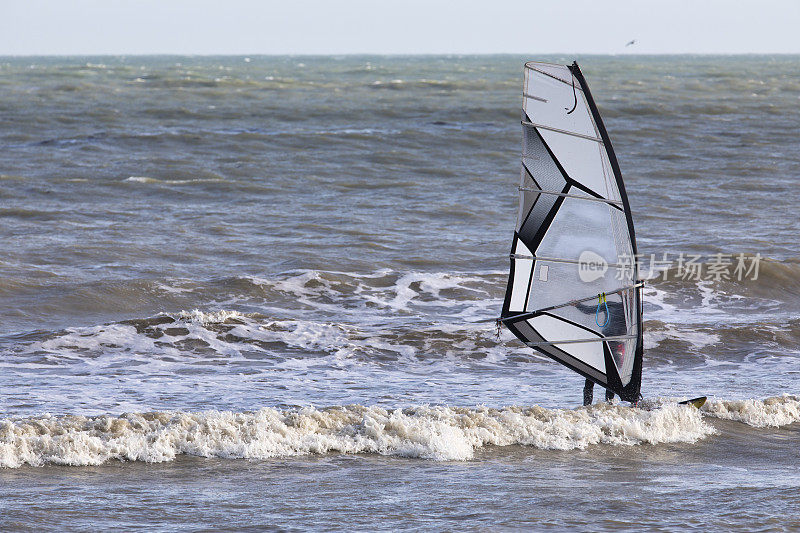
[1,55,798,530]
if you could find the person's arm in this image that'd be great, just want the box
[573,300,595,314]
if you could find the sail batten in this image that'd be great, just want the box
[524,335,637,347]
[501,61,643,402]
[509,254,631,268]
[521,121,604,143]
[516,188,623,206]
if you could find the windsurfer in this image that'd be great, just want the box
[575,298,627,405]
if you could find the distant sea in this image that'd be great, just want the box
[1,55,798,530]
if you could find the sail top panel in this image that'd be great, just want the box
[523,63,598,141]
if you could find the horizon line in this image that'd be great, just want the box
[3,52,800,58]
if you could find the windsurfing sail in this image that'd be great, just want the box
[499,61,644,402]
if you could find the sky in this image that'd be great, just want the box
[2,0,799,55]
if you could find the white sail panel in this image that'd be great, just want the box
[537,129,617,200]
[509,240,533,313]
[523,68,597,139]
[536,198,620,264]
[528,315,606,373]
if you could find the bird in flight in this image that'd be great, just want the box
[625,39,637,47]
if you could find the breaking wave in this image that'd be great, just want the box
[0,403,715,468]
[702,395,800,427]
[5,396,794,469]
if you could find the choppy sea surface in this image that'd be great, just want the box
[1,55,798,530]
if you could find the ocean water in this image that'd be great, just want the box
[1,55,799,530]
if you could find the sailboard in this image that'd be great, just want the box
[499,61,644,403]
[678,396,707,409]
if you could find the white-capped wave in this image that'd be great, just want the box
[24,304,511,370]
[177,309,244,325]
[37,323,161,355]
[246,268,503,320]
[0,403,713,468]
[701,395,800,427]
[124,176,225,185]
[644,322,720,351]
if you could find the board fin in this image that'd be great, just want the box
[678,396,707,409]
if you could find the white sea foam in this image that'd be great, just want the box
[26,304,503,369]
[643,284,725,326]
[644,279,784,327]
[701,395,800,427]
[246,269,502,321]
[32,311,254,362]
[177,309,244,325]
[644,323,720,351]
[124,176,225,185]
[37,323,161,356]
[0,403,713,468]
[154,280,196,294]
